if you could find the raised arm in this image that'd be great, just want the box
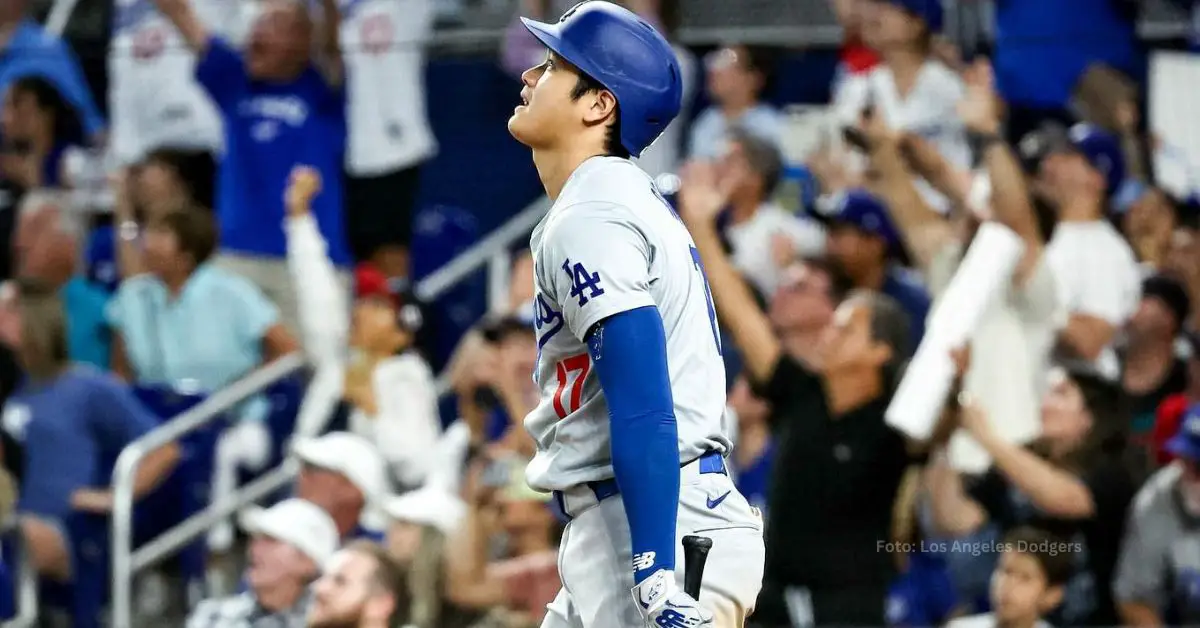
[284,166,350,367]
[958,59,1044,284]
[678,163,781,386]
[152,0,210,52]
[860,113,954,274]
[313,0,344,86]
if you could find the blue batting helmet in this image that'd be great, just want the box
[520,1,683,158]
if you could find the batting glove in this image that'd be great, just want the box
[631,569,713,628]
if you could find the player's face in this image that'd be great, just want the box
[308,551,376,628]
[991,552,1060,624]
[246,535,316,598]
[509,52,607,151]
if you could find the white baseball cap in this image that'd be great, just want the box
[291,432,389,504]
[239,498,339,566]
[383,487,466,536]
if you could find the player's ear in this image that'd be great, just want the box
[583,89,618,125]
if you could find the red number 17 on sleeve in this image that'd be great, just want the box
[552,353,591,419]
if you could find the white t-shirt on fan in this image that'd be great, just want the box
[833,59,971,214]
[109,0,247,165]
[341,0,438,176]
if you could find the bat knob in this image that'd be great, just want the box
[682,535,713,554]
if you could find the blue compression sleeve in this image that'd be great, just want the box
[586,305,679,584]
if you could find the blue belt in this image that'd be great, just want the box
[553,451,727,520]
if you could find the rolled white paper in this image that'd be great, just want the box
[885,222,1026,440]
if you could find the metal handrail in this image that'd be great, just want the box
[413,196,549,303]
[110,352,307,628]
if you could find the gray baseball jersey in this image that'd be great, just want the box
[524,156,730,492]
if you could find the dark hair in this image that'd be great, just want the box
[8,76,81,145]
[148,208,218,267]
[141,148,218,211]
[343,540,406,623]
[1002,526,1075,587]
[846,289,912,390]
[727,126,784,199]
[570,69,631,159]
[799,256,854,303]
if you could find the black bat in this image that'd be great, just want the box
[681,535,713,599]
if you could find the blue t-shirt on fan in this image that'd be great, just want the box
[195,37,351,266]
[7,367,159,520]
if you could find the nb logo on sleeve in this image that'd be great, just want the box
[632,551,656,572]
[563,258,605,307]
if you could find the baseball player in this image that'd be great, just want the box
[506,2,765,627]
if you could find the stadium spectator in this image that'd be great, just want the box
[187,498,338,628]
[688,44,783,161]
[450,314,539,454]
[306,540,405,628]
[12,190,111,368]
[0,278,178,582]
[726,374,774,514]
[829,0,880,86]
[926,363,1135,625]
[105,207,299,551]
[0,76,82,190]
[109,149,217,280]
[286,167,441,488]
[292,431,390,541]
[1024,123,1142,381]
[1151,332,1200,466]
[382,485,476,628]
[946,526,1073,628]
[0,0,104,141]
[444,454,560,625]
[1122,186,1181,272]
[108,0,242,166]
[341,0,436,282]
[713,127,824,295]
[152,0,351,336]
[813,189,929,351]
[1163,215,1200,333]
[834,0,969,213]
[1115,408,1200,625]
[1122,275,1190,440]
[868,58,1062,477]
[683,179,911,625]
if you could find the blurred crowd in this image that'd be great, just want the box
[0,0,1196,626]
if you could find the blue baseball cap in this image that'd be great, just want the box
[1020,122,1127,197]
[815,189,903,251]
[882,0,944,32]
[1166,404,1200,461]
